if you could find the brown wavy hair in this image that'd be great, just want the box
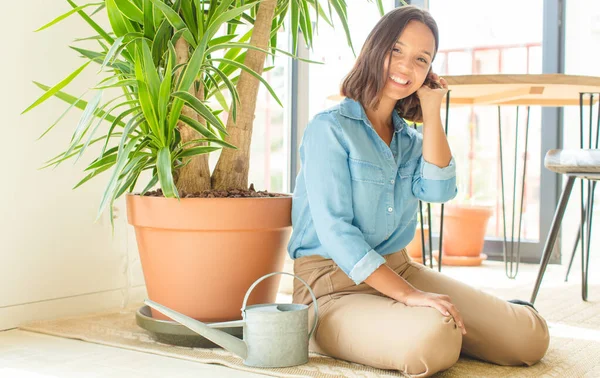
[340,5,440,123]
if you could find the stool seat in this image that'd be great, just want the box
[545,149,600,174]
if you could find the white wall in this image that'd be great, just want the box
[0,1,145,330]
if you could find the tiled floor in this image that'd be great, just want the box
[1,254,597,377]
[0,329,269,378]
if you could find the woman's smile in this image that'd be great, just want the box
[389,74,412,87]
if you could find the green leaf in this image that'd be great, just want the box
[178,114,219,139]
[101,105,142,154]
[85,152,117,172]
[178,146,221,158]
[375,0,385,16]
[151,18,172,63]
[97,135,141,218]
[195,0,205,36]
[40,134,122,169]
[204,2,255,41]
[207,34,238,47]
[181,137,237,150]
[206,42,322,64]
[36,91,87,140]
[99,36,124,72]
[149,0,196,46]
[290,0,299,54]
[210,57,283,107]
[66,0,115,45]
[22,62,90,114]
[32,82,125,127]
[149,0,186,29]
[134,47,160,139]
[307,0,332,26]
[143,0,155,39]
[73,34,113,42]
[65,91,103,157]
[115,155,148,197]
[172,91,227,134]
[74,163,114,189]
[157,147,177,198]
[114,0,144,24]
[205,71,230,114]
[158,42,174,130]
[141,40,160,105]
[106,0,138,38]
[329,0,355,55]
[180,0,198,40]
[69,46,132,73]
[141,173,159,195]
[90,3,106,16]
[206,66,239,120]
[35,2,103,32]
[299,0,313,48]
[76,97,138,161]
[94,78,137,89]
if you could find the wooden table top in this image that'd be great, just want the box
[327,74,600,107]
[442,74,600,107]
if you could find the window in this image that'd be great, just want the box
[307,1,397,118]
[429,0,544,243]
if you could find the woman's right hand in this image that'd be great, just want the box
[402,290,467,335]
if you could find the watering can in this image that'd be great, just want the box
[145,271,318,368]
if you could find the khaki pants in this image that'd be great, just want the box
[292,249,550,377]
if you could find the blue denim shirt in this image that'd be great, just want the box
[288,98,457,285]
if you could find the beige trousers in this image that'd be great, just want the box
[292,249,550,377]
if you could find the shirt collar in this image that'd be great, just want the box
[339,97,406,133]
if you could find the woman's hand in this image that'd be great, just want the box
[416,72,449,112]
[402,289,467,335]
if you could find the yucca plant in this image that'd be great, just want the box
[23,0,385,220]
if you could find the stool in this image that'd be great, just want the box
[530,149,600,304]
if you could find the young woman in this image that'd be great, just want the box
[288,5,549,377]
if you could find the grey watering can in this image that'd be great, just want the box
[144,271,318,368]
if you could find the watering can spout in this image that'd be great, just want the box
[144,300,248,359]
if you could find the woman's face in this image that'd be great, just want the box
[382,20,436,101]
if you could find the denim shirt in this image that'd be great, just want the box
[287,98,457,285]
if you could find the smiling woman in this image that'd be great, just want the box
[288,5,550,377]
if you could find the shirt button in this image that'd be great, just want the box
[388,207,393,213]
[390,179,395,185]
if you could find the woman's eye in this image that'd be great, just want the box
[418,57,428,64]
[392,48,401,53]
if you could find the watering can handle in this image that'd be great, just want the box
[241,271,319,340]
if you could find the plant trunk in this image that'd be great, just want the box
[174,37,212,193]
[211,0,277,191]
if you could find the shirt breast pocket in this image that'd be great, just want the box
[348,158,384,235]
[398,158,419,198]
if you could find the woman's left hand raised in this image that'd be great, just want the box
[416,72,448,111]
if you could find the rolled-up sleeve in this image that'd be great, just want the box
[301,114,385,284]
[411,156,458,203]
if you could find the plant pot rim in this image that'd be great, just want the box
[446,203,494,210]
[126,192,292,200]
[126,192,292,230]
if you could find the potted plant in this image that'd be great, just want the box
[440,174,493,266]
[406,211,429,264]
[24,0,384,322]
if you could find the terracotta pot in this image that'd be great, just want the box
[405,226,429,264]
[126,194,291,322]
[441,204,493,261]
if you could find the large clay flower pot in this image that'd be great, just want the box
[441,204,493,266]
[406,225,429,264]
[126,194,291,322]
